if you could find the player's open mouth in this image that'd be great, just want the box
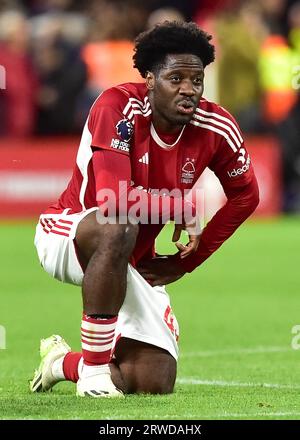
[176,100,195,115]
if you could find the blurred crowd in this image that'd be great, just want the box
[0,0,300,211]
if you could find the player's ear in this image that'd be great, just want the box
[145,71,155,90]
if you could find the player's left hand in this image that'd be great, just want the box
[172,216,201,258]
[137,255,186,286]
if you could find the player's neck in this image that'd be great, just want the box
[151,117,184,136]
[150,123,185,149]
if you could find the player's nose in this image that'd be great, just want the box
[179,79,195,96]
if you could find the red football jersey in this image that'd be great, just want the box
[45,82,259,272]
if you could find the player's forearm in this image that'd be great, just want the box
[93,149,195,223]
[124,187,195,223]
[98,183,195,224]
[175,178,260,272]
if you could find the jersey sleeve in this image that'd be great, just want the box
[209,136,255,196]
[173,116,259,273]
[88,88,134,156]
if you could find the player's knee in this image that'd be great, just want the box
[152,381,175,394]
[90,222,138,257]
[76,213,139,266]
[136,377,175,395]
[116,339,177,395]
[126,370,176,395]
[102,223,139,257]
[111,359,175,395]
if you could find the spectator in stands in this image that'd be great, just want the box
[146,0,194,21]
[194,0,239,25]
[260,0,287,35]
[215,1,268,132]
[255,0,300,211]
[0,10,38,137]
[146,7,185,29]
[275,1,300,211]
[31,14,87,134]
[24,0,84,16]
[288,0,300,52]
[80,0,146,104]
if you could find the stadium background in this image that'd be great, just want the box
[0,0,300,420]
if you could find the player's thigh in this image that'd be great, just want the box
[113,337,176,394]
[75,210,138,270]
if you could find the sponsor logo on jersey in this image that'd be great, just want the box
[181,158,195,184]
[227,155,251,178]
[110,138,130,152]
[237,147,247,164]
[116,119,134,142]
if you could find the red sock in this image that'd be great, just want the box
[81,314,117,366]
[62,352,82,382]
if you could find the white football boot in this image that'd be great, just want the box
[30,334,71,392]
[76,364,124,398]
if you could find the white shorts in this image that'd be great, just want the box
[34,208,179,360]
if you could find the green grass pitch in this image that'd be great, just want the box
[0,217,300,420]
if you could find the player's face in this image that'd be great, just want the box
[146,54,204,133]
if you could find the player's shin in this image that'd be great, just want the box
[81,313,117,368]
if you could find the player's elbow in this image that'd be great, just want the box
[234,179,260,218]
[248,180,260,214]
[246,185,259,215]
[240,173,260,209]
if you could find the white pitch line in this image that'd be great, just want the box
[101,412,300,419]
[213,411,300,419]
[177,378,300,390]
[180,346,292,358]
[154,412,300,419]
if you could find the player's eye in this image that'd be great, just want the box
[170,76,181,83]
[193,77,203,85]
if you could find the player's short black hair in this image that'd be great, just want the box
[133,21,215,78]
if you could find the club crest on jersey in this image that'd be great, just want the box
[116,119,133,142]
[181,158,195,184]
